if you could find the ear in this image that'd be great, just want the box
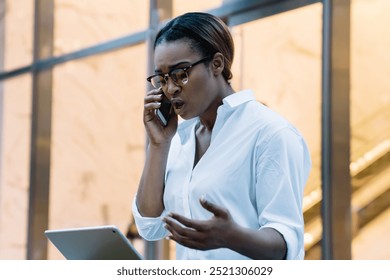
[210,52,224,77]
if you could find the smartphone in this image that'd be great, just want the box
[156,93,172,126]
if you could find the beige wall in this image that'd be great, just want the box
[48,45,147,259]
[0,0,33,259]
[231,4,323,198]
[350,0,390,160]
[49,0,149,259]
[54,0,149,56]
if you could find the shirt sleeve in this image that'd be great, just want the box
[255,126,311,260]
[131,195,169,241]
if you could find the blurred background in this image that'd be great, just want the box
[0,0,389,260]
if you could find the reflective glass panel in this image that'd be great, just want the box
[54,0,149,55]
[230,3,322,259]
[172,0,222,17]
[49,44,146,259]
[350,0,390,260]
[0,74,32,259]
[2,0,34,70]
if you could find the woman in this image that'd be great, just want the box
[132,12,311,260]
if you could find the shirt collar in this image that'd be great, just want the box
[177,90,255,141]
[221,89,255,108]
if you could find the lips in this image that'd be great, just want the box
[172,99,184,112]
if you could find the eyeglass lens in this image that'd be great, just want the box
[151,68,188,89]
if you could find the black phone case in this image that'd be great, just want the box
[156,95,172,126]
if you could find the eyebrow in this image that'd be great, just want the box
[154,60,191,73]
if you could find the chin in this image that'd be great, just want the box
[179,113,196,121]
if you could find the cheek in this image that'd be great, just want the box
[182,68,214,112]
[190,68,212,92]
[187,73,210,101]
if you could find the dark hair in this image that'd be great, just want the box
[154,12,234,82]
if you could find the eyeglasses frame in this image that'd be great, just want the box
[146,56,212,89]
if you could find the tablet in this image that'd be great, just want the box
[45,225,143,260]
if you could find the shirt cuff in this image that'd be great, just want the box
[132,196,169,241]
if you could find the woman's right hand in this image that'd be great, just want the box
[143,88,178,146]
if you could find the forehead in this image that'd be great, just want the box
[154,40,198,70]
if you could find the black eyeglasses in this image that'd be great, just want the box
[147,56,211,89]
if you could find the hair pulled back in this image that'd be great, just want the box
[154,12,234,82]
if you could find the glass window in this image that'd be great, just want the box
[230,3,323,259]
[54,0,149,55]
[3,0,34,70]
[172,0,222,17]
[350,0,390,260]
[0,74,32,259]
[48,44,147,259]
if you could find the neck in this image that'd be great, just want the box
[198,84,235,130]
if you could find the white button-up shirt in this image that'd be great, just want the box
[133,90,311,260]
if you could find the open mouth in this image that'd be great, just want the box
[172,100,184,110]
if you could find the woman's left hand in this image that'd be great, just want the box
[162,197,236,250]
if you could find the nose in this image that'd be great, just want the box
[165,76,180,97]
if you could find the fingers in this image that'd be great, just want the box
[163,215,209,250]
[199,196,229,218]
[144,90,163,111]
[163,198,230,232]
[144,89,164,124]
[145,87,163,97]
[166,233,205,250]
[163,217,193,236]
[165,212,205,231]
